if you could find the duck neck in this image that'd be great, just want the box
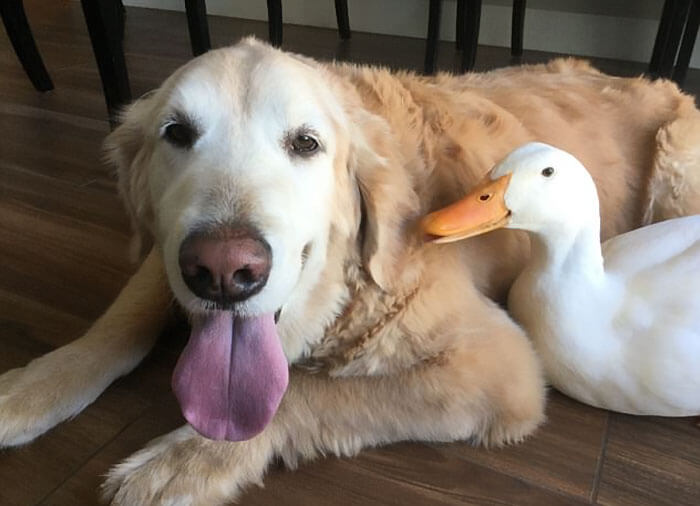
[527,219,605,283]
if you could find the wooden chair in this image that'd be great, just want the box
[424,0,699,85]
[0,0,54,91]
[1,0,131,120]
[83,0,209,118]
[265,0,351,47]
[180,0,352,53]
[3,0,350,122]
[80,0,131,123]
[424,0,526,74]
[649,0,700,85]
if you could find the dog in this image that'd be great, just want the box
[1,37,699,505]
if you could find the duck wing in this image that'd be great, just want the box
[602,215,700,277]
[603,215,700,415]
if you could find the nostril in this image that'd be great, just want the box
[181,263,221,296]
[197,265,223,295]
[194,265,213,284]
[232,267,256,288]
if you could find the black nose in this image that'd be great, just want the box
[178,227,272,305]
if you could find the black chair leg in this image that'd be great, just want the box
[650,0,678,75]
[460,0,481,72]
[80,0,131,124]
[672,0,700,84]
[650,0,693,78]
[0,0,53,91]
[117,0,126,40]
[456,0,464,50]
[511,0,526,56]
[424,0,442,74]
[659,0,692,78]
[185,0,211,56]
[335,0,351,40]
[266,0,282,47]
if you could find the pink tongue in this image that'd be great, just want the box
[172,312,289,441]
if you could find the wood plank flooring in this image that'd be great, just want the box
[1,1,699,504]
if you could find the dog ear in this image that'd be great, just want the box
[348,110,420,292]
[104,91,158,260]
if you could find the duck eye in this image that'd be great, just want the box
[291,134,319,155]
[163,122,197,149]
[541,167,554,177]
[479,193,493,202]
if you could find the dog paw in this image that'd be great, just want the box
[0,367,37,447]
[0,361,71,447]
[0,352,102,447]
[478,413,544,448]
[473,387,546,448]
[102,425,260,506]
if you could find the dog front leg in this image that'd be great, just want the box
[0,249,171,447]
[103,308,545,505]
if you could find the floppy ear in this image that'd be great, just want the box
[348,109,421,292]
[104,92,157,260]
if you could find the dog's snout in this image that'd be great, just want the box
[178,227,272,305]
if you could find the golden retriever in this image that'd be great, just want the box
[1,38,699,505]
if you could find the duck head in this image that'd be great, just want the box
[421,142,600,242]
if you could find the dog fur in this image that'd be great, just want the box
[1,38,699,505]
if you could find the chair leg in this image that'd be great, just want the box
[650,0,692,78]
[80,0,131,124]
[185,0,211,56]
[456,0,465,50]
[0,0,53,91]
[266,0,282,47]
[650,0,678,75]
[672,0,700,84]
[659,0,692,78]
[335,0,351,40]
[460,0,481,72]
[117,0,126,40]
[424,0,442,75]
[511,0,526,56]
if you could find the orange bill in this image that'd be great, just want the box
[420,173,512,243]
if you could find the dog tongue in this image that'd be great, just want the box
[172,312,288,441]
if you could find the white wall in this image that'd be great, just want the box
[123,0,700,68]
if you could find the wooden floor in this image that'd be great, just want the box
[1,1,699,504]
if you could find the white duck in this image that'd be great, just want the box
[421,142,700,416]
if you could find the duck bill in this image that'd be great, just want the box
[421,173,512,244]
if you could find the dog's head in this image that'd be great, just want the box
[107,38,419,441]
[107,39,420,440]
[108,37,417,328]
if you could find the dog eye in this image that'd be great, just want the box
[541,167,554,177]
[291,134,319,155]
[163,122,197,149]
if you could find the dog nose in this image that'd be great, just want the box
[178,227,272,304]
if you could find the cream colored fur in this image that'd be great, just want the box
[1,39,699,505]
